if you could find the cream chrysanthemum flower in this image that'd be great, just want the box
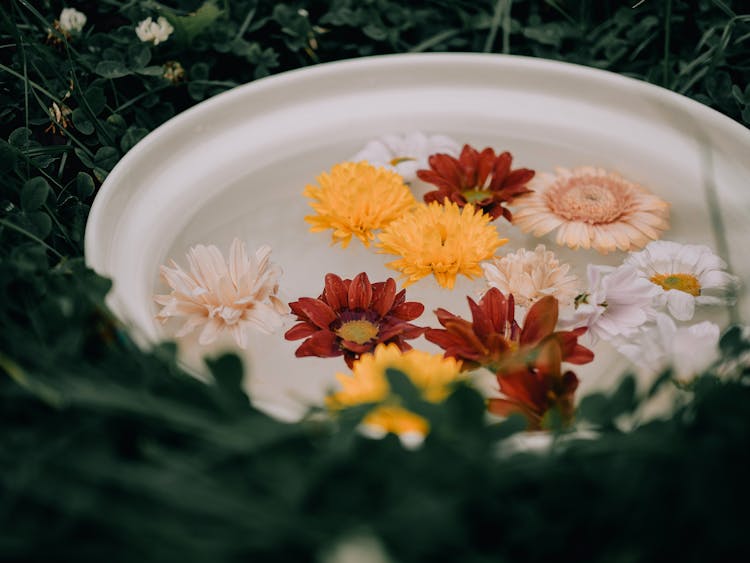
[135,16,174,45]
[59,8,87,34]
[377,201,507,289]
[154,238,288,349]
[304,161,416,248]
[625,240,738,321]
[327,343,463,443]
[512,166,670,254]
[481,244,579,307]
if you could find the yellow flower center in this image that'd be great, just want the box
[390,156,415,166]
[650,273,701,296]
[462,189,489,203]
[336,319,379,344]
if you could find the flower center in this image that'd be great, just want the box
[336,319,380,344]
[546,178,626,224]
[650,273,701,296]
[211,305,242,325]
[390,156,415,166]
[462,188,489,203]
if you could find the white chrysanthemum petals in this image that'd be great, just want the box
[154,238,288,349]
[616,314,720,382]
[351,132,460,183]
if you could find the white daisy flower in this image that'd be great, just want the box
[135,16,174,46]
[481,244,579,308]
[154,238,288,349]
[625,240,738,321]
[616,314,720,383]
[559,264,657,343]
[59,7,87,34]
[351,132,460,184]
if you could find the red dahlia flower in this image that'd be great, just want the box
[285,272,425,368]
[425,288,593,371]
[418,144,535,222]
[488,339,579,430]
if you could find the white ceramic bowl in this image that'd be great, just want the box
[85,53,750,419]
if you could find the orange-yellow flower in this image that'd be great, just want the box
[377,200,507,289]
[304,161,416,248]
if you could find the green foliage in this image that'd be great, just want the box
[1,1,749,561]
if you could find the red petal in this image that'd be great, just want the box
[490,151,512,189]
[429,153,463,190]
[480,288,509,335]
[348,272,373,310]
[468,296,493,340]
[475,147,496,188]
[295,330,340,358]
[390,301,424,321]
[340,340,375,354]
[520,296,558,346]
[294,297,337,329]
[497,368,546,415]
[555,331,595,365]
[371,278,397,318]
[434,307,462,328]
[419,172,456,193]
[284,322,319,341]
[502,168,535,190]
[323,273,348,312]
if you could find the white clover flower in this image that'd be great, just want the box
[351,132,460,183]
[616,314,720,383]
[481,244,579,308]
[559,264,658,343]
[154,238,288,349]
[625,240,738,321]
[135,16,174,46]
[59,7,87,34]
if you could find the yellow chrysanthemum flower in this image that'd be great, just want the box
[304,161,416,248]
[377,201,508,289]
[327,343,464,438]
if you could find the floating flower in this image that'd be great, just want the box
[615,314,720,384]
[418,144,534,222]
[426,288,594,372]
[59,7,87,34]
[154,238,287,348]
[488,339,579,430]
[561,264,657,343]
[285,272,425,368]
[351,132,460,184]
[378,201,507,289]
[304,161,416,248]
[512,166,670,254]
[327,343,464,442]
[481,244,579,308]
[624,241,738,321]
[135,16,174,45]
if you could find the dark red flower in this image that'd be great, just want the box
[418,144,535,222]
[488,339,579,430]
[425,288,593,371]
[285,272,426,368]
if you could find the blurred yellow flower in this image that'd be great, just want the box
[327,343,463,440]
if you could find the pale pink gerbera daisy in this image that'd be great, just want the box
[154,238,288,349]
[481,244,579,308]
[512,166,670,254]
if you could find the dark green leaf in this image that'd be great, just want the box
[120,127,149,153]
[95,61,131,79]
[21,177,50,211]
[75,172,95,199]
[72,108,95,135]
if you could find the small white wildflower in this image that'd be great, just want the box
[59,7,87,34]
[135,16,174,46]
[351,132,460,184]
